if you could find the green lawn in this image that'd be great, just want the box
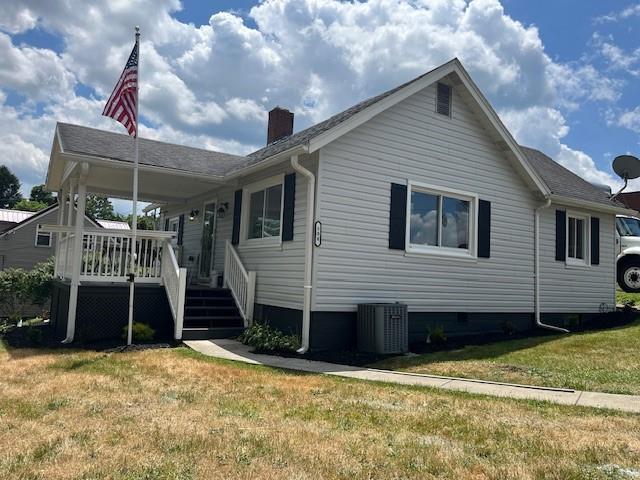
[1,342,639,479]
[371,294,640,395]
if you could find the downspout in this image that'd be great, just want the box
[290,153,314,353]
[534,197,570,333]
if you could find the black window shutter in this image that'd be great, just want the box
[282,173,296,241]
[555,210,566,261]
[232,189,242,245]
[177,214,185,246]
[164,218,169,231]
[591,217,600,265]
[389,183,407,250]
[478,200,491,258]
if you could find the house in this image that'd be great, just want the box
[0,204,129,318]
[0,204,129,271]
[40,58,632,350]
[617,192,640,213]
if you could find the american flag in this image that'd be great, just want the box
[102,42,139,137]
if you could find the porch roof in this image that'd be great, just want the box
[46,123,241,203]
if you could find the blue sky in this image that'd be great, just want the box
[0,0,638,213]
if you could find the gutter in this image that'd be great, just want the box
[534,198,570,333]
[290,151,314,354]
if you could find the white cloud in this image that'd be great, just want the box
[500,106,619,187]
[618,107,640,133]
[595,4,640,23]
[0,32,76,102]
[592,33,640,77]
[0,0,625,201]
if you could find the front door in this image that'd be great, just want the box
[199,201,216,279]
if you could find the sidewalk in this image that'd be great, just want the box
[185,339,640,413]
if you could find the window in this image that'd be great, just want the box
[242,176,284,244]
[436,82,452,116]
[35,231,51,247]
[407,182,475,256]
[617,216,640,237]
[567,213,589,265]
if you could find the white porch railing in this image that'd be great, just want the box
[41,224,188,339]
[224,240,256,326]
[161,238,187,340]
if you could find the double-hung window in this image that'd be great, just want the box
[242,175,284,245]
[566,213,589,266]
[407,181,476,257]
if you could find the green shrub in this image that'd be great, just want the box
[238,323,300,353]
[122,322,155,343]
[0,258,54,320]
[427,325,447,345]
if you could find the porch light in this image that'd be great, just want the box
[217,202,229,218]
[189,209,200,221]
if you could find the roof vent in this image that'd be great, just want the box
[436,82,451,116]
[267,107,294,145]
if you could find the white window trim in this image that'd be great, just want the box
[566,211,590,268]
[405,180,478,260]
[239,173,285,248]
[35,229,52,248]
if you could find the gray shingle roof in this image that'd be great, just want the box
[55,73,622,211]
[57,123,246,178]
[520,146,622,208]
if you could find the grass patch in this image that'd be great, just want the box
[616,289,640,306]
[0,344,639,479]
[372,319,640,394]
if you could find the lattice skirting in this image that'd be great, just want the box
[50,280,173,343]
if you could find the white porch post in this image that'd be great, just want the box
[54,185,67,278]
[63,163,89,344]
[63,181,74,280]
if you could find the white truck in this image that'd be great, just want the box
[616,214,640,292]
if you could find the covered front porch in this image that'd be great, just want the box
[42,126,256,343]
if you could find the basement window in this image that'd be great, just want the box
[436,82,452,117]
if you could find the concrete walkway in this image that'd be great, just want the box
[185,339,640,413]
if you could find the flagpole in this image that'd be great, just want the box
[127,26,140,346]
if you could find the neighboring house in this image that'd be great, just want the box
[0,204,129,271]
[41,59,632,350]
[617,192,640,213]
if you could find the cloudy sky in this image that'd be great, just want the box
[0,0,639,213]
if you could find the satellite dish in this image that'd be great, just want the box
[611,154,640,200]
[613,155,640,180]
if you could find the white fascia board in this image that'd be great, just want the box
[223,144,309,181]
[59,151,226,183]
[550,195,635,215]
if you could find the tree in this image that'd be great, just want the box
[30,185,55,206]
[85,195,120,221]
[14,199,48,212]
[126,214,157,230]
[0,165,22,208]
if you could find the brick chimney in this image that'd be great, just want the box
[267,107,294,145]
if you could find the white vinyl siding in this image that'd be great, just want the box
[312,82,539,312]
[539,207,615,312]
[162,154,317,310]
